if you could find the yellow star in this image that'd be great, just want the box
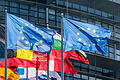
[36,28,38,30]
[78,28,81,29]
[83,43,86,45]
[97,35,99,38]
[97,43,99,46]
[21,37,24,40]
[21,26,24,29]
[25,24,28,26]
[25,41,29,44]
[78,38,82,41]
[81,28,84,30]
[40,40,43,43]
[98,39,100,41]
[89,44,91,47]
[93,30,96,33]
[31,43,33,46]
[93,43,96,45]
[87,27,90,30]
[31,24,33,27]
[41,31,44,33]
[77,33,80,35]
[42,36,45,39]
[20,31,22,34]
[35,43,38,45]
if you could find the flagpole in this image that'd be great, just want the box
[36,57,39,80]
[26,67,28,80]
[5,8,7,80]
[61,12,64,80]
[46,7,50,80]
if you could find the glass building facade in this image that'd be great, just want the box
[0,0,120,80]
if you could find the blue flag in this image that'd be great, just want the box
[7,13,56,53]
[64,18,111,53]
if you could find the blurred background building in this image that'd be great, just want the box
[0,0,120,80]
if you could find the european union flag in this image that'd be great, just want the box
[64,18,111,54]
[7,13,56,53]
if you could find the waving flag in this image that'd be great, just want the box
[64,18,111,53]
[0,67,20,80]
[0,33,89,75]
[52,33,89,64]
[7,13,56,53]
[18,68,61,80]
[16,33,89,64]
[0,53,78,75]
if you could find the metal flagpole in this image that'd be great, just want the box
[46,7,50,80]
[26,67,28,80]
[36,57,39,80]
[61,12,64,80]
[5,8,7,80]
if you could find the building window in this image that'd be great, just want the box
[81,17,87,22]
[114,16,120,21]
[10,2,19,7]
[109,25,114,38]
[39,13,45,18]
[39,8,45,13]
[74,74,80,78]
[39,18,45,24]
[10,8,19,13]
[88,19,94,24]
[49,15,55,20]
[49,20,55,26]
[116,55,120,61]
[58,0,64,6]
[89,77,95,80]
[81,75,88,80]
[116,49,120,55]
[102,12,108,18]
[29,11,37,17]
[68,2,72,8]
[95,21,101,26]
[73,3,79,10]
[116,44,120,56]
[0,6,4,12]
[109,47,114,53]
[81,5,87,12]
[108,13,113,19]
[30,6,37,11]
[0,0,4,6]
[20,4,28,9]
[49,9,55,15]
[95,10,101,16]
[115,33,120,39]
[102,23,108,29]
[20,9,28,15]
[88,8,94,14]
[73,16,80,21]
[109,53,114,59]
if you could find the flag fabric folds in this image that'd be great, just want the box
[17,49,78,74]
[0,58,39,68]
[16,33,89,64]
[18,68,61,80]
[0,33,89,75]
[52,33,89,64]
[64,18,111,53]
[0,52,78,75]
[7,13,56,53]
[0,67,20,80]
